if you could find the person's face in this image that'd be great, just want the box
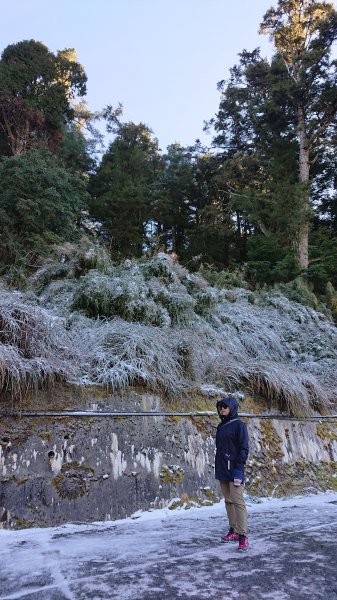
[220,404,230,416]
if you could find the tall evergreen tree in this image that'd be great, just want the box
[188,151,238,268]
[0,150,88,270]
[211,50,300,265]
[210,1,337,279]
[0,40,87,157]
[155,143,195,258]
[260,0,337,272]
[89,122,161,258]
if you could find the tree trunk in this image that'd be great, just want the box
[1,106,30,156]
[297,105,310,273]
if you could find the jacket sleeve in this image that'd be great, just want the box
[235,421,249,472]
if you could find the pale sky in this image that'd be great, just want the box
[1,0,333,152]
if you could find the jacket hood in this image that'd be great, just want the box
[216,397,239,421]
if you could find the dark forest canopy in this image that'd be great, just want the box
[0,40,87,156]
[1,2,337,310]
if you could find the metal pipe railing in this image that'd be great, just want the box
[1,410,337,421]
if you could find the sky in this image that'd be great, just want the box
[0,0,333,152]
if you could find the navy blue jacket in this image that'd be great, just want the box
[215,397,249,482]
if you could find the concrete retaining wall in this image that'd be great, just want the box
[1,386,337,528]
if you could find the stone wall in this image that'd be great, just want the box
[1,386,337,528]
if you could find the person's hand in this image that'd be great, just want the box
[233,468,244,486]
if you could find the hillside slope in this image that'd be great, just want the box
[1,251,337,415]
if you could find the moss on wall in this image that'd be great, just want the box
[316,422,337,443]
[246,419,337,496]
[52,462,95,500]
[12,517,35,529]
[160,465,185,485]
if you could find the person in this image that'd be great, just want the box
[215,396,249,551]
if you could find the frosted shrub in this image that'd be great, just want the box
[181,272,210,292]
[26,241,80,290]
[29,238,112,293]
[72,269,172,326]
[28,260,70,293]
[275,279,321,311]
[0,343,64,397]
[38,279,79,313]
[2,253,337,414]
[72,270,142,319]
[194,287,219,316]
[124,298,171,327]
[142,252,193,286]
[322,281,337,322]
[0,292,73,395]
[77,320,184,393]
[153,288,196,324]
[142,253,175,281]
[199,265,249,289]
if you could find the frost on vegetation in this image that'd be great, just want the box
[194,287,219,316]
[75,320,185,393]
[28,238,111,292]
[181,272,210,292]
[71,254,199,326]
[0,292,74,396]
[1,253,337,414]
[38,279,79,313]
[274,279,326,313]
[199,265,249,290]
[141,253,176,282]
[151,288,196,324]
[72,269,172,326]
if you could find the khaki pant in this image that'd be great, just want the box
[219,480,248,536]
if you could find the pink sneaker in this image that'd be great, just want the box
[238,534,249,551]
[222,528,239,543]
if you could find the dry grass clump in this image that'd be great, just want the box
[0,292,71,396]
[0,343,64,398]
[246,363,328,416]
[76,320,185,393]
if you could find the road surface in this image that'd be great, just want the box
[1,492,337,599]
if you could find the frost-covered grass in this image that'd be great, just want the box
[1,252,337,414]
[0,290,73,396]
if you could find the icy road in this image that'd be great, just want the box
[1,492,337,600]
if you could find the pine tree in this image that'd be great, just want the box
[0,150,88,270]
[211,50,300,263]
[0,40,87,157]
[260,0,337,272]
[89,122,161,258]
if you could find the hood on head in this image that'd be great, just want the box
[216,397,238,420]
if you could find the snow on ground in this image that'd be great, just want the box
[1,492,337,600]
